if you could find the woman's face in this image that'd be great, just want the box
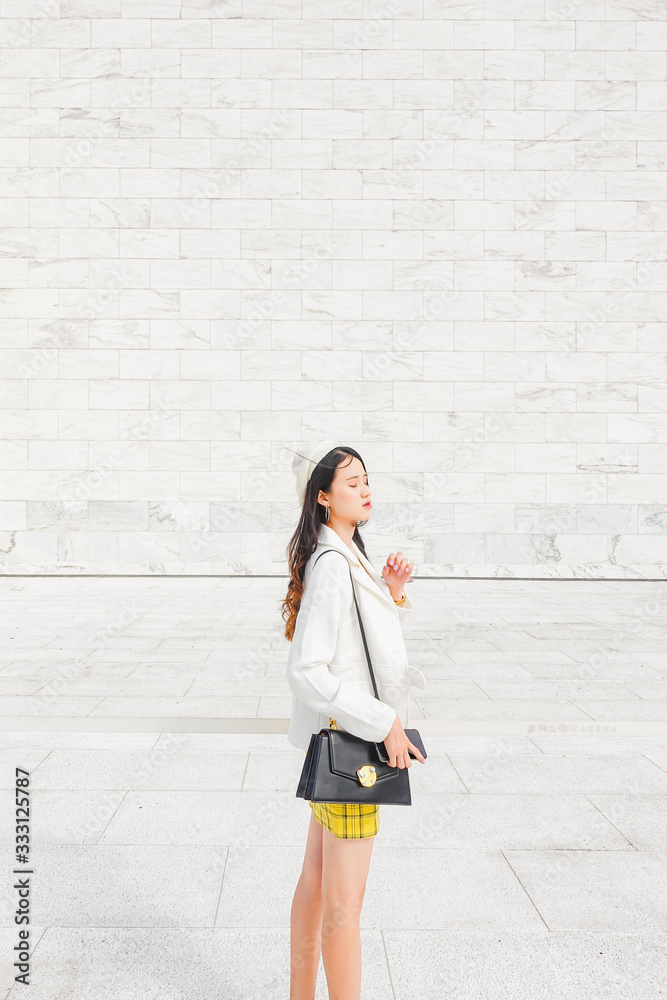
[319,455,371,525]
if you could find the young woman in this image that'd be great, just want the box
[281,441,426,1000]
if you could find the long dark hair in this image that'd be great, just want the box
[281,446,369,642]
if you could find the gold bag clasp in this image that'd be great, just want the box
[356,764,376,786]
[328,717,337,730]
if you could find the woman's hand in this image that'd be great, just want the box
[382,714,425,768]
[381,550,414,602]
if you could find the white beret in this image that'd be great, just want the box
[291,440,343,506]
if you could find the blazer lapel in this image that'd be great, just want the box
[317,524,394,609]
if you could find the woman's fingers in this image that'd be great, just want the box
[394,748,414,769]
[384,552,414,577]
[397,559,414,582]
[408,742,425,763]
[387,742,424,767]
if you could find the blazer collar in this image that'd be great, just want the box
[316,523,393,608]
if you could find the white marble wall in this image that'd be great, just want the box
[1,0,666,578]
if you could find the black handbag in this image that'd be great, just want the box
[295,547,427,806]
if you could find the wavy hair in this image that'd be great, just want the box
[281,446,369,641]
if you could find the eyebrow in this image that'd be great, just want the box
[346,474,368,480]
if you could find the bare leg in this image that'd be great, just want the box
[320,822,376,1000]
[290,811,324,1000]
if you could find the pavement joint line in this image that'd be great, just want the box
[0,718,664,735]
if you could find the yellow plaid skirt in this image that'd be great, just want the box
[303,748,379,839]
[309,799,380,839]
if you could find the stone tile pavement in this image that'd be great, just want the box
[0,576,666,998]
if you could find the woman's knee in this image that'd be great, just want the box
[322,879,367,919]
[321,894,365,936]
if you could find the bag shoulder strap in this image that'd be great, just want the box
[313,547,380,700]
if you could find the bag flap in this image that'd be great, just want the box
[327,730,399,784]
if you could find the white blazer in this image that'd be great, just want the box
[286,522,427,751]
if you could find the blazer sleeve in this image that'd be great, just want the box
[286,552,398,743]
